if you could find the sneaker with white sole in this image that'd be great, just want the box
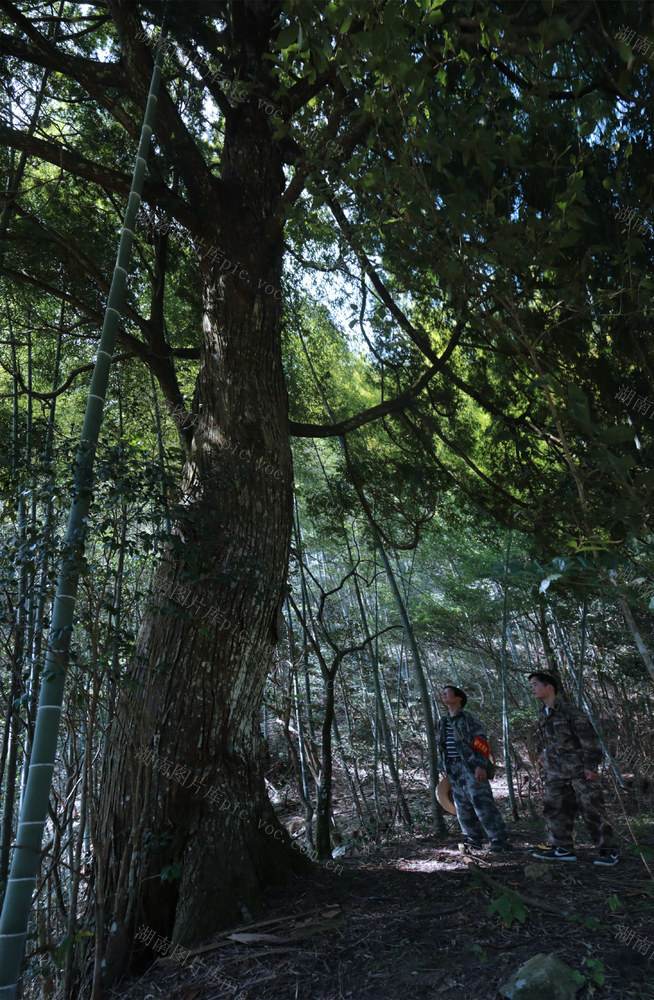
[594,849,619,866]
[531,845,576,861]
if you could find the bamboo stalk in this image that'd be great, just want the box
[499,535,518,821]
[347,536,411,829]
[0,333,26,899]
[0,35,167,999]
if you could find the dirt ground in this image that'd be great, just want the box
[111,812,654,1000]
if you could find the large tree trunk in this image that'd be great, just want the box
[95,8,308,984]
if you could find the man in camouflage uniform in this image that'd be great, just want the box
[438,685,512,852]
[529,672,618,866]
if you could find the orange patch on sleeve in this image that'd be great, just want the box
[473,737,490,758]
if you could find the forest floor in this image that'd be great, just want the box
[112,809,654,1000]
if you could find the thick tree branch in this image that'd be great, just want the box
[443,368,564,453]
[488,54,609,101]
[400,409,530,510]
[283,62,340,118]
[0,266,144,353]
[0,352,135,401]
[455,2,593,58]
[133,18,234,120]
[0,2,136,135]
[4,202,155,340]
[0,127,190,225]
[323,190,443,365]
[2,264,194,450]
[169,347,201,359]
[278,99,375,215]
[289,363,444,438]
[289,322,461,438]
[109,0,227,224]
[0,28,123,87]
[2,1,230,231]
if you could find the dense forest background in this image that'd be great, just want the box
[0,0,653,997]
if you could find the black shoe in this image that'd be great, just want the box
[594,849,619,867]
[531,845,576,861]
[488,841,516,853]
[458,839,483,851]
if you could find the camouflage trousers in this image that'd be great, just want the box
[543,775,615,848]
[447,759,508,845]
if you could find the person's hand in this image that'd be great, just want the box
[584,769,599,781]
[474,767,488,783]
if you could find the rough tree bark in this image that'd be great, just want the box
[95,2,309,986]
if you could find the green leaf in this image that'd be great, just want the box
[617,40,634,63]
[55,930,93,968]
[487,891,527,927]
[161,862,183,883]
[340,11,353,33]
[55,934,74,967]
[566,384,591,423]
[427,8,444,26]
[584,957,606,985]
[602,425,636,444]
[277,23,298,49]
[552,16,573,41]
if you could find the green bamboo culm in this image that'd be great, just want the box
[0,28,167,999]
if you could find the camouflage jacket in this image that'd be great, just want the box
[536,700,602,778]
[438,710,495,777]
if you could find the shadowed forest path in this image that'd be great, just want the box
[112,824,654,1000]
